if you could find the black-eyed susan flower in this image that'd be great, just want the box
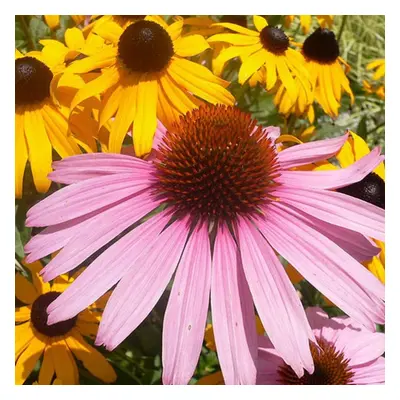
[15,49,83,197]
[15,260,116,385]
[65,16,234,157]
[208,15,311,105]
[301,28,354,118]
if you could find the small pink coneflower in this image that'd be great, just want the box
[257,307,385,385]
[25,104,384,385]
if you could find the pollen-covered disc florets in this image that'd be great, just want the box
[118,20,174,73]
[260,26,289,54]
[302,28,339,64]
[15,57,53,107]
[154,105,280,223]
[30,292,77,337]
[338,172,385,209]
[278,339,354,385]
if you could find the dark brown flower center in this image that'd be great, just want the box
[302,28,339,64]
[15,57,53,107]
[118,20,174,73]
[30,292,77,337]
[278,339,354,385]
[154,105,280,224]
[259,26,289,54]
[337,172,385,209]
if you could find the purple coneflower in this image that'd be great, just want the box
[257,307,385,385]
[25,104,384,385]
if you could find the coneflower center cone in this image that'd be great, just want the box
[259,26,289,54]
[278,339,355,385]
[118,20,174,73]
[302,28,339,64]
[30,292,78,337]
[15,57,53,107]
[154,105,280,224]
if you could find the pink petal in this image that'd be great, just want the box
[350,357,385,384]
[274,186,385,241]
[211,225,258,385]
[47,212,170,323]
[277,147,384,190]
[162,223,212,385]
[258,202,385,330]
[41,191,160,281]
[26,173,153,227]
[95,217,190,350]
[279,204,380,262]
[277,134,348,169]
[237,217,315,378]
[334,328,385,366]
[305,307,330,330]
[257,337,284,385]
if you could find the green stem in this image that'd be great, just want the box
[18,15,36,50]
[337,15,348,43]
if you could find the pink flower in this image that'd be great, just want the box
[25,105,385,385]
[257,307,385,385]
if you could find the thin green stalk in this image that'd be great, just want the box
[337,15,348,43]
[18,15,36,50]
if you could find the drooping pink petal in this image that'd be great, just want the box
[150,120,168,152]
[274,186,385,241]
[95,217,190,350]
[350,357,385,384]
[334,328,385,366]
[162,223,212,385]
[277,133,348,169]
[41,190,160,281]
[305,307,331,330]
[278,203,380,262]
[256,336,284,385]
[237,217,315,378]
[26,173,152,227]
[277,147,384,190]
[258,202,385,330]
[210,224,258,385]
[46,212,170,323]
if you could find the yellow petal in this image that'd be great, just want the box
[264,52,278,90]
[15,273,38,304]
[41,104,81,158]
[133,75,158,157]
[15,112,28,198]
[44,15,60,30]
[24,108,52,193]
[208,33,260,46]
[70,66,120,112]
[299,15,312,34]
[99,84,124,129]
[38,344,55,385]
[15,322,34,359]
[51,338,79,384]
[275,56,298,101]
[145,15,169,30]
[76,320,98,338]
[253,15,268,32]
[167,19,183,41]
[15,49,23,59]
[168,58,234,106]
[108,81,139,154]
[65,27,85,50]
[174,34,210,57]
[67,46,117,74]
[15,306,31,323]
[238,49,266,84]
[15,334,47,385]
[363,255,385,284]
[211,22,259,36]
[66,329,117,383]
[157,83,182,128]
[93,20,123,44]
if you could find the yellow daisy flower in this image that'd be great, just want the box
[65,16,234,157]
[363,59,385,99]
[44,15,86,31]
[15,260,116,385]
[208,15,311,105]
[301,27,354,118]
[15,49,84,198]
